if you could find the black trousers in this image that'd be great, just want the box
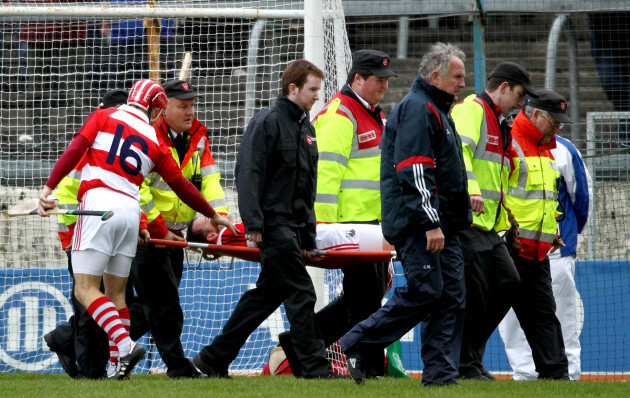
[130,244,198,378]
[512,255,569,379]
[458,227,520,376]
[198,224,331,378]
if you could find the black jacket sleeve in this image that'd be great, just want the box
[235,111,276,234]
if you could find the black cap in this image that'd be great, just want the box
[488,62,538,98]
[528,90,572,124]
[351,50,397,78]
[162,79,201,99]
[100,89,128,109]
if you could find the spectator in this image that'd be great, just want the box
[278,49,396,378]
[503,89,571,380]
[450,61,538,380]
[341,42,471,386]
[502,133,592,381]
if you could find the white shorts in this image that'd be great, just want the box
[72,187,140,259]
[72,249,133,278]
[315,223,384,251]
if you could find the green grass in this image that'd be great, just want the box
[0,374,628,398]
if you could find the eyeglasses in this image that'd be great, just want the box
[541,113,564,130]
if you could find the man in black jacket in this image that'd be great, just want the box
[341,43,472,386]
[194,59,333,379]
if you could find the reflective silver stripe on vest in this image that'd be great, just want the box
[141,200,155,213]
[201,164,219,177]
[518,228,556,243]
[510,139,529,191]
[165,221,189,231]
[472,97,489,159]
[479,189,502,201]
[460,135,477,152]
[339,179,380,190]
[479,150,504,165]
[210,198,228,208]
[466,170,477,181]
[351,146,380,159]
[57,203,78,210]
[152,179,171,191]
[197,139,205,158]
[338,104,358,135]
[508,189,558,201]
[148,173,162,185]
[67,169,81,180]
[315,193,338,204]
[319,151,349,167]
[57,222,69,232]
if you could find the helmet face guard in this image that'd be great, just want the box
[128,80,168,113]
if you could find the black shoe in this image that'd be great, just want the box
[459,366,492,381]
[425,378,462,387]
[345,354,366,385]
[108,342,146,380]
[171,371,208,379]
[44,332,78,379]
[479,365,496,381]
[193,354,231,379]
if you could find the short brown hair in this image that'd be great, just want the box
[281,59,325,96]
[486,77,520,93]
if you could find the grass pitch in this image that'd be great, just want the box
[0,373,628,398]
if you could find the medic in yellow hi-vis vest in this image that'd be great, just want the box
[142,117,228,238]
[451,94,512,232]
[312,88,385,223]
[507,109,561,261]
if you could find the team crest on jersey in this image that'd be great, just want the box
[182,83,189,91]
[345,229,356,238]
[306,135,314,144]
[358,130,377,143]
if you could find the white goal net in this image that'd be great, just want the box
[0,0,352,375]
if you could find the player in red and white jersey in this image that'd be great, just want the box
[187,218,394,252]
[37,80,235,380]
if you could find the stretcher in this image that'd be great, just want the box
[150,238,397,269]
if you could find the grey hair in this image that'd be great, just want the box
[525,105,548,118]
[418,42,466,81]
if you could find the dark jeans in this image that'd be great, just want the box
[511,255,569,379]
[198,224,332,378]
[341,230,465,385]
[130,244,198,378]
[458,227,520,376]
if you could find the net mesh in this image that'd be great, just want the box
[1,0,629,380]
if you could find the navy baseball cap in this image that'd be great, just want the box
[528,90,572,124]
[351,50,397,78]
[488,62,538,98]
[162,80,201,99]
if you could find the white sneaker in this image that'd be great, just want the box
[107,360,117,378]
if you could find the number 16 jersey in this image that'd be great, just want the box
[75,104,181,203]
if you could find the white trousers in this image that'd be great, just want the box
[500,255,582,380]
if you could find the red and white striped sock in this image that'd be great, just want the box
[87,296,132,357]
[109,307,131,362]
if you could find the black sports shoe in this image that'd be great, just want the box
[425,378,463,387]
[44,332,78,379]
[193,354,231,379]
[479,365,496,381]
[108,342,146,380]
[345,354,366,385]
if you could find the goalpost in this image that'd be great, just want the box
[0,0,352,374]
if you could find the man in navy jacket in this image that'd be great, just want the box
[341,42,472,386]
